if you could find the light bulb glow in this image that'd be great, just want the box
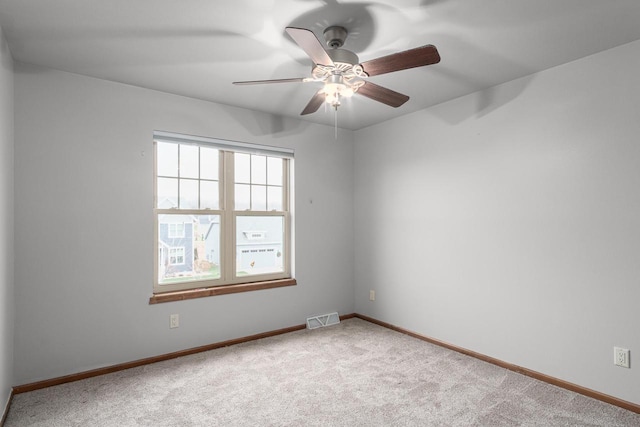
[327,94,339,104]
[323,80,356,107]
[341,86,354,97]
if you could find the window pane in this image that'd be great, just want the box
[251,185,267,211]
[157,177,178,208]
[179,179,198,209]
[180,145,199,179]
[168,223,185,238]
[200,180,219,210]
[235,184,250,211]
[157,142,178,177]
[267,157,283,185]
[235,153,250,183]
[236,216,284,277]
[251,155,267,184]
[200,147,219,180]
[267,186,283,211]
[158,214,221,285]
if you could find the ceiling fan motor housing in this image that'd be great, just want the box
[323,26,348,48]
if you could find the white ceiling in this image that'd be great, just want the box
[2,0,640,130]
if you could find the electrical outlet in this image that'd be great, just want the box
[614,347,630,368]
[170,314,179,329]
[369,290,375,301]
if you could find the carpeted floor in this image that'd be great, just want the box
[6,318,640,426]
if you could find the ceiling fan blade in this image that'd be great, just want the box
[285,27,334,66]
[356,81,410,107]
[301,90,326,115]
[233,78,307,85]
[360,45,440,77]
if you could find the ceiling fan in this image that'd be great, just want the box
[233,26,440,115]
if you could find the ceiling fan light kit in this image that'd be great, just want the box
[233,25,440,116]
[322,74,358,109]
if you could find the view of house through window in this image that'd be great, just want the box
[153,132,293,293]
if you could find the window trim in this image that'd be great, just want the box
[153,130,294,158]
[152,132,294,297]
[149,278,297,304]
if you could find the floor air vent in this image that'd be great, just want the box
[306,312,340,329]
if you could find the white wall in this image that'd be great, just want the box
[13,65,354,384]
[354,40,640,404]
[0,23,14,410]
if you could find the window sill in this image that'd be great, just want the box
[148,278,297,304]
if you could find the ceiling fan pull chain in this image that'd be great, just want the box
[334,108,338,140]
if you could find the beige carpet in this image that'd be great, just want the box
[6,318,640,426]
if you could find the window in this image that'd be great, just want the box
[153,131,293,295]
[169,247,185,265]
[168,223,185,238]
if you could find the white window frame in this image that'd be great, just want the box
[153,131,294,294]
